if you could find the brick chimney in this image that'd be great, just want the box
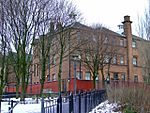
[122,15,133,82]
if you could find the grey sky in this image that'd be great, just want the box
[73,0,148,35]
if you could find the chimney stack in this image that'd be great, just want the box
[122,15,133,82]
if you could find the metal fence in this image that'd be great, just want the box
[41,89,107,113]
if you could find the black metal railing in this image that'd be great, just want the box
[41,89,107,113]
[0,90,106,113]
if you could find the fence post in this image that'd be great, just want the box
[85,92,87,113]
[41,97,45,113]
[60,95,62,113]
[69,93,73,113]
[36,94,39,104]
[57,97,59,113]
[8,100,13,113]
[0,99,1,113]
[78,92,81,113]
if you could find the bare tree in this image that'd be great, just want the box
[0,1,9,111]
[1,0,56,99]
[49,0,82,95]
[80,25,120,88]
[31,0,82,95]
[137,2,150,83]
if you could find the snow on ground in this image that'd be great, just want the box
[1,98,41,113]
[89,100,122,113]
[1,98,122,113]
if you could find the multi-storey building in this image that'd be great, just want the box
[31,15,150,88]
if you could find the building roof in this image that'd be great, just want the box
[71,22,125,38]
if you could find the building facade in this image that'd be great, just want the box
[31,15,148,87]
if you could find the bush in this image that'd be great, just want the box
[106,82,150,113]
[124,106,137,113]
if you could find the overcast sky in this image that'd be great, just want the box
[72,0,148,35]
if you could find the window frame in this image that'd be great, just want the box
[47,75,50,82]
[133,56,137,66]
[76,71,83,80]
[113,55,117,64]
[52,74,56,81]
[134,75,138,82]
[85,71,91,80]
[120,39,124,46]
[120,56,124,65]
[132,39,136,48]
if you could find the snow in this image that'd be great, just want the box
[89,100,122,113]
[1,98,41,113]
[1,98,122,113]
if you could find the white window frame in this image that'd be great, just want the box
[113,55,117,64]
[133,57,137,66]
[120,56,124,64]
[85,71,91,80]
[132,40,136,48]
[76,71,82,80]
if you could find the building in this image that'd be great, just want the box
[22,16,150,92]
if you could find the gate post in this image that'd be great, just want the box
[78,92,81,113]
[69,93,73,113]
[8,100,13,113]
[41,97,45,113]
[60,95,62,113]
[85,92,87,113]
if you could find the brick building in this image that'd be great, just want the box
[30,16,149,90]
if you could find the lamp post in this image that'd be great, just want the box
[72,54,78,95]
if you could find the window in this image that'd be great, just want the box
[76,71,82,79]
[85,71,91,80]
[37,64,39,76]
[104,37,108,43]
[111,38,115,45]
[121,73,126,81]
[120,56,124,64]
[120,39,124,46]
[134,75,138,82]
[52,55,56,65]
[34,64,36,76]
[124,39,127,47]
[113,73,118,80]
[96,76,99,80]
[133,57,137,66]
[105,55,110,63]
[113,55,117,64]
[52,74,56,81]
[77,31,80,39]
[86,53,90,61]
[132,39,136,48]
[47,58,50,69]
[47,75,50,81]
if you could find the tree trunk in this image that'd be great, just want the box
[92,75,96,89]
[21,45,27,101]
[100,68,105,88]
[40,58,46,95]
[58,48,64,96]
[16,79,20,98]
